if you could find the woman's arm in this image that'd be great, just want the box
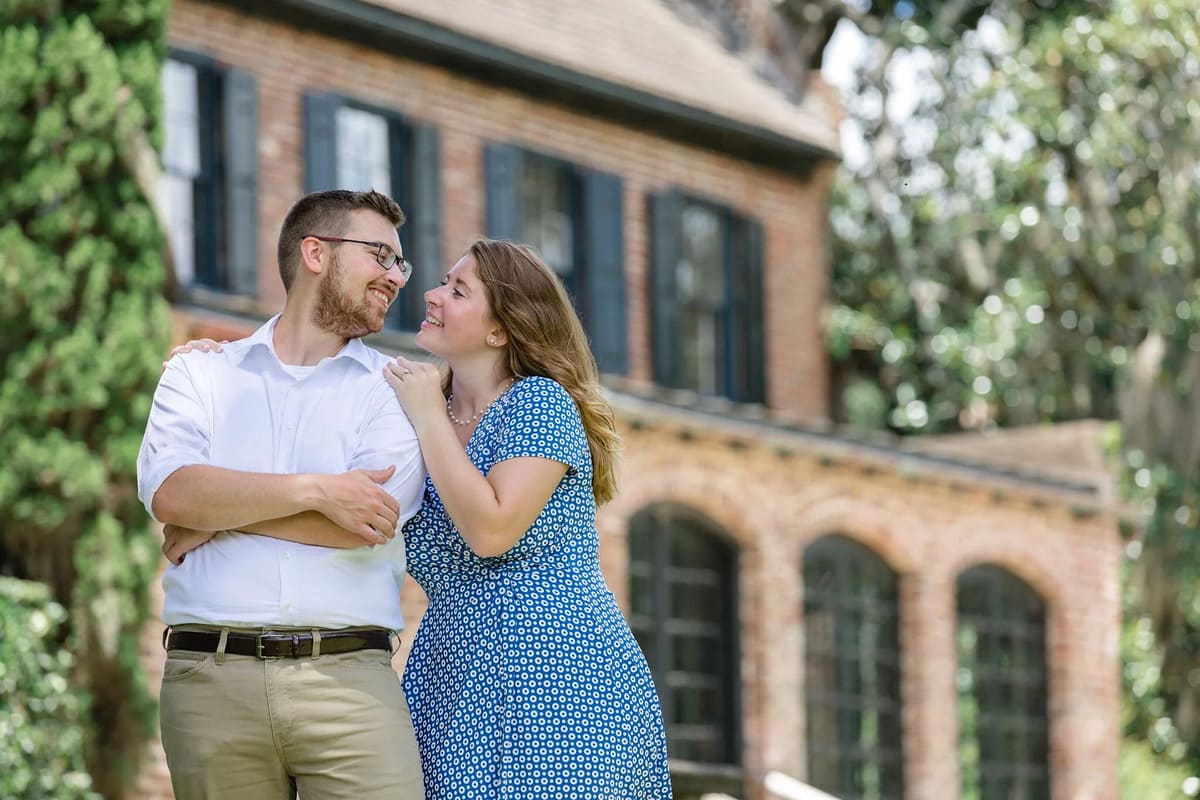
[420,427,566,557]
[384,359,567,558]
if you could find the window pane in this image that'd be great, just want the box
[159,174,196,286]
[520,158,574,278]
[335,107,391,195]
[679,205,724,304]
[160,60,201,285]
[668,575,723,624]
[669,519,725,568]
[803,535,904,800]
[162,60,201,176]
[678,203,724,395]
[957,566,1049,800]
[628,505,739,765]
[630,572,653,619]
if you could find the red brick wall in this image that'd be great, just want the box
[130,4,1121,799]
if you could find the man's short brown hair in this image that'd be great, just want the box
[276,190,406,291]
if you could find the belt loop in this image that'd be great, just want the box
[215,628,230,666]
[161,626,171,651]
[311,629,321,660]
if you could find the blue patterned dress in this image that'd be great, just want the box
[401,376,672,799]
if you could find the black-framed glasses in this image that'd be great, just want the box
[306,235,413,282]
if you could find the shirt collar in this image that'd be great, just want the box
[230,315,375,372]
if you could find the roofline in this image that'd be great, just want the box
[605,389,1106,503]
[209,0,837,175]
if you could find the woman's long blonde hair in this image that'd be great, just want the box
[449,238,621,505]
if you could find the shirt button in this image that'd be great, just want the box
[286,424,294,431]
[284,603,293,610]
[283,551,291,559]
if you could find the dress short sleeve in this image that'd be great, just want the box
[493,376,589,474]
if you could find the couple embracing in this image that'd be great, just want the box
[137,189,672,799]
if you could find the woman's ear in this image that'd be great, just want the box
[486,328,509,348]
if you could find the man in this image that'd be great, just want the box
[137,189,426,799]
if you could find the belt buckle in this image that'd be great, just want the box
[255,633,283,659]
[255,632,302,659]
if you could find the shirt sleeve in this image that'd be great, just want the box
[136,355,211,521]
[352,378,426,533]
[493,377,587,473]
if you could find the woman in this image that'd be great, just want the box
[166,239,672,798]
[384,239,670,797]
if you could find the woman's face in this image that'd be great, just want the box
[415,254,500,360]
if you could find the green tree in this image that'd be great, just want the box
[0,0,172,795]
[804,0,1200,784]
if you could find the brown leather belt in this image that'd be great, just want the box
[165,629,392,659]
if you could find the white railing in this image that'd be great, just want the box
[764,771,843,800]
[698,771,843,800]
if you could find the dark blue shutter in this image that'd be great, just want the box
[387,112,410,202]
[223,68,258,296]
[192,63,221,288]
[582,169,627,375]
[303,92,339,193]
[649,191,684,389]
[730,214,765,403]
[484,143,521,240]
[380,113,412,329]
[407,123,441,323]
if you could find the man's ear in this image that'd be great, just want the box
[299,236,325,276]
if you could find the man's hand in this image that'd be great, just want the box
[313,467,402,543]
[162,525,219,565]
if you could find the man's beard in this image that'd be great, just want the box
[313,252,384,338]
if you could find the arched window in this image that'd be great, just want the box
[628,504,739,764]
[803,534,904,800]
[956,565,1049,800]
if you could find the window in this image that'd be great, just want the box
[649,191,764,403]
[678,203,726,395]
[803,535,904,800]
[484,144,627,375]
[304,93,441,332]
[520,156,577,292]
[159,54,258,295]
[336,106,394,196]
[628,504,739,764]
[956,566,1050,800]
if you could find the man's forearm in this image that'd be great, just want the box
[151,465,323,530]
[240,512,368,549]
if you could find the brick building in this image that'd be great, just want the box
[136,0,1121,798]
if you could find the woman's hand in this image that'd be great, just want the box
[383,356,445,429]
[164,338,226,367]
[162,524,218,566]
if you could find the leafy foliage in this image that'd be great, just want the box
[0,0,171,795]
[0,578,99,800]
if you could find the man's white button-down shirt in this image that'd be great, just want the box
[137,316,425,630]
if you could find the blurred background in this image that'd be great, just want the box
[1,0,1197,798]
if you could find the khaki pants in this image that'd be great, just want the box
[160,627,424,800]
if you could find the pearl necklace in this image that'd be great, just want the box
[446,378,516,427]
